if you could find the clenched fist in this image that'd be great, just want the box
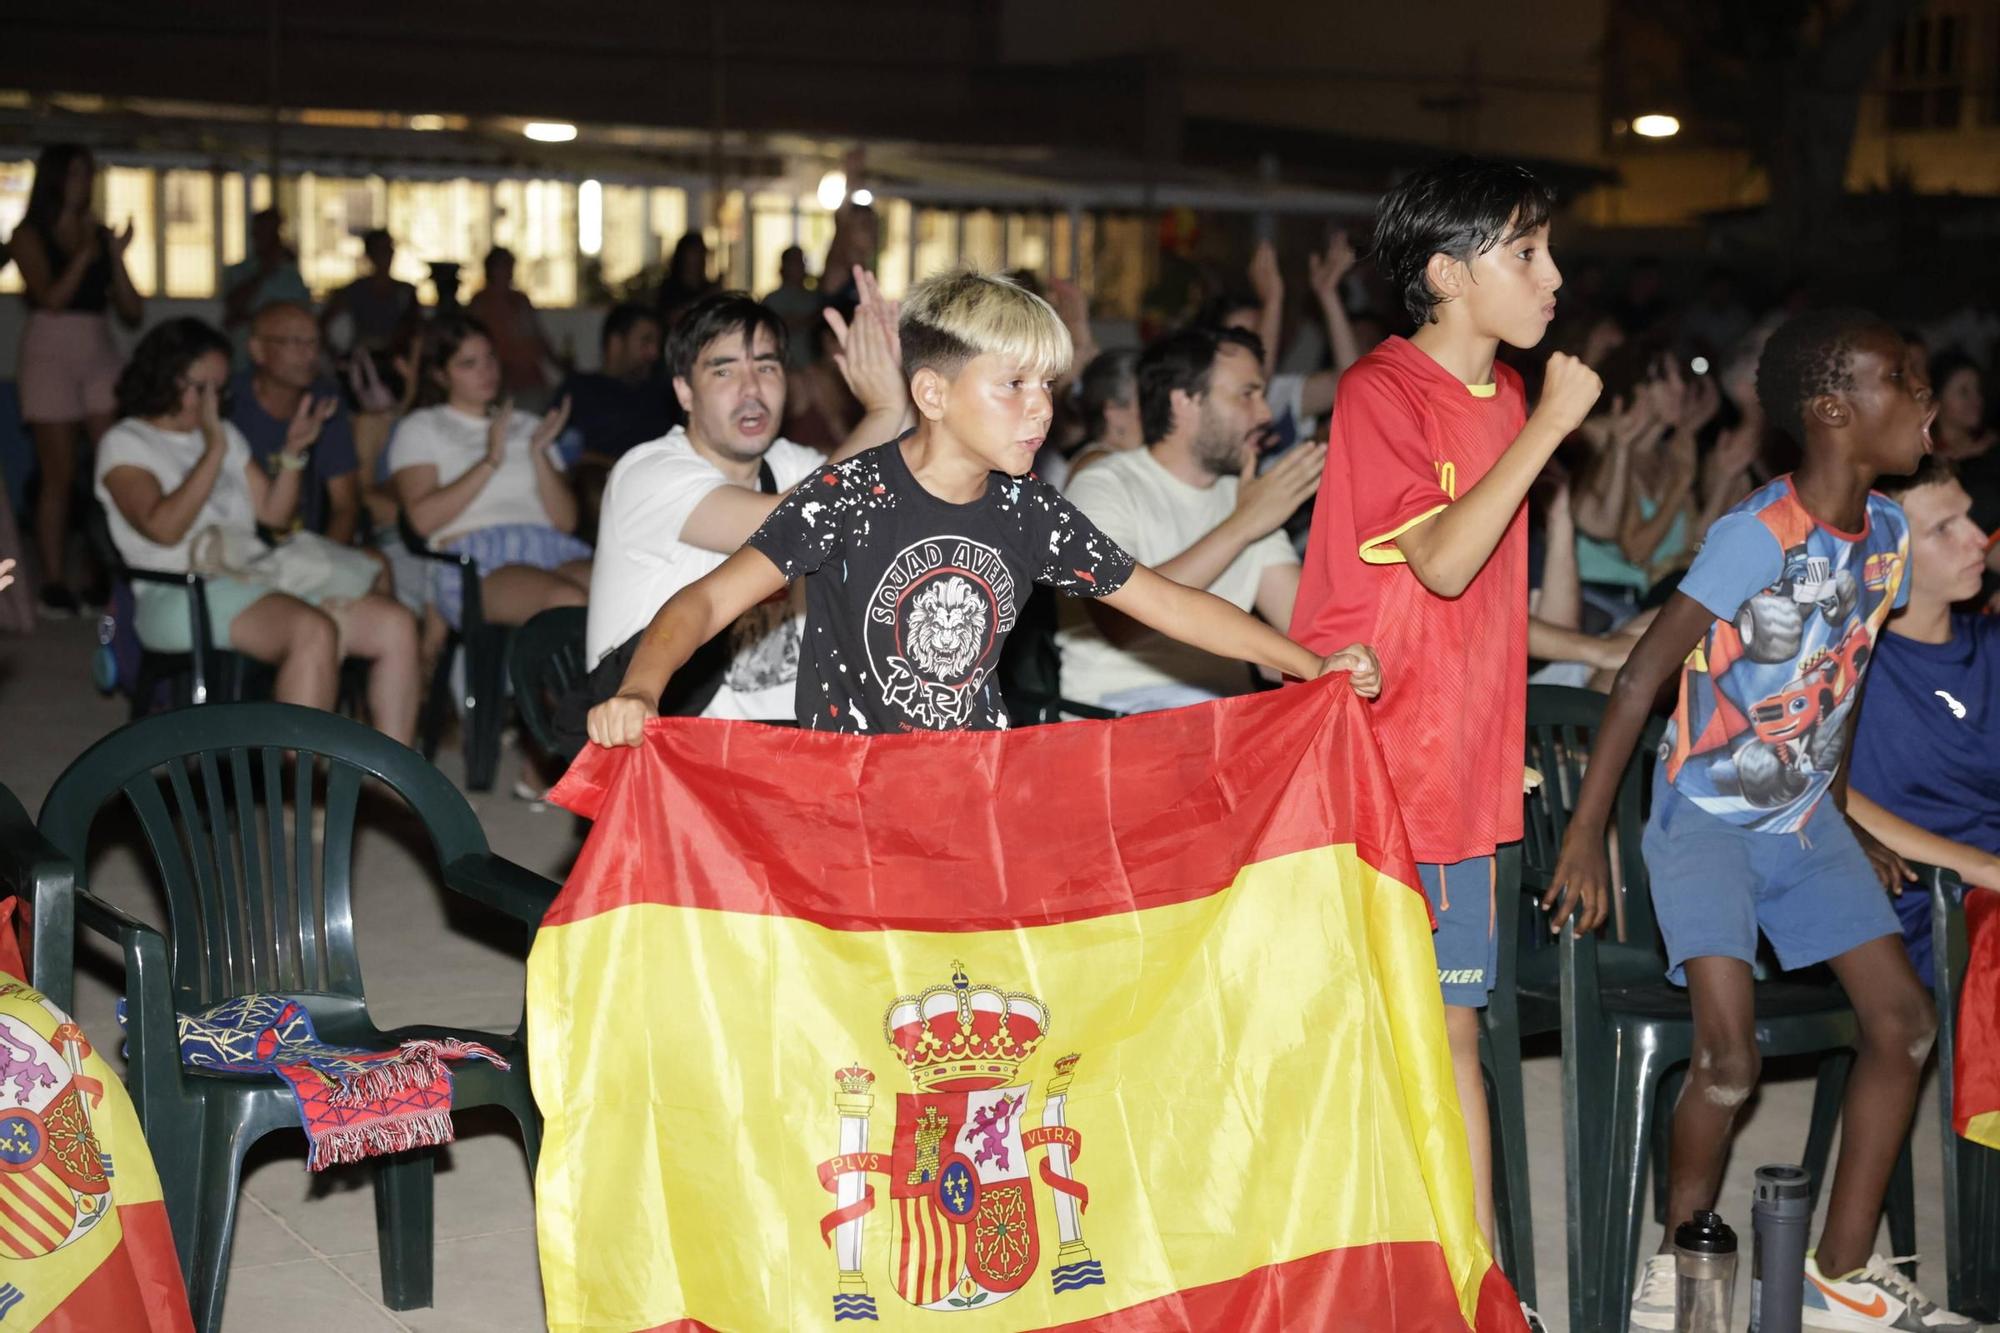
[1532,352,1604,438]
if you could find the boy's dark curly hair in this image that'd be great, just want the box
[114,317,232,420]
[1371,157,1554,327]
[1756,308,1890,444]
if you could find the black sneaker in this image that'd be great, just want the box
[37,585,79,619]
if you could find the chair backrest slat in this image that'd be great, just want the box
[293,750,322,990]
[225,746,271,994]
[259,747,300,992]
[195,748,256,997]
[319,764,363,995]
[163,759,233,998]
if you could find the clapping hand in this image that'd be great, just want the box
[109,219,135,261]
[824,266,907,414]
[532,395,573,458]
[0,558,14,596]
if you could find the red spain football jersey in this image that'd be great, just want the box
[1290,335,1528,863]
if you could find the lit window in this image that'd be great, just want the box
[0,161,33,295]
[162,169,217,298]
[100,166,156,296]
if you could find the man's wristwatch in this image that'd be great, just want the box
[275,450,310,472]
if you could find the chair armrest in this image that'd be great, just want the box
[444,853,561,931]
[122,567,222,700]
[72,890,184,1123]
[0,822,76,1014]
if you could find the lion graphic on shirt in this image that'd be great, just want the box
[904,576,987,681]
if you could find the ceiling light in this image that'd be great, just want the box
[1632,114,1681,139]
[523,121,578,143]
[816,170,847,211]
[409,114,448,132]
[851,188,874,207]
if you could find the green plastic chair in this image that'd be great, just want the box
[1918,864,2000,1320]
[0,782,76,1013]
[506,606,588,761]
[1537,686,1895,1333]
[38,703,561,1333]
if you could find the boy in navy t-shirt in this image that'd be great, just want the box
[1546,309,1979,1330]
[1849,455,2000,985]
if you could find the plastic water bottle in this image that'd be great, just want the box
[1751,1164,1811,1333]
[1673,1210,1739,1332]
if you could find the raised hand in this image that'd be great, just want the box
[1679,371,1722,436]
[1306,231,1356,306]
[1232,437,1326,539]
[533,395,573,455]
[346,353,397,414]
[1248,239,1282,307]
[283,394,338,457]
[1533,352,1605,437]
[825,266,907,413]
[109,219,135,261]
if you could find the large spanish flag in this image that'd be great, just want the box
[531,676,1526,1332]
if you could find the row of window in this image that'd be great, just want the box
[0,163,1151,316]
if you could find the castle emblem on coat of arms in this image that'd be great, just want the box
[815,964,1102,1320]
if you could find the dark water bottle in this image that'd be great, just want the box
[1751,1164,1811,1333]
[1673,1209,1739,1333]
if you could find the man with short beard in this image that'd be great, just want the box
[582,285,908,720]
[229,301,362,542]
[1057,325,1324,712]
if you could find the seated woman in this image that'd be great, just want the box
[387,313,589,635]
[94,318,420,742]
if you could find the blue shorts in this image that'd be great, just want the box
[428,522,592,630]
[1418,856,1499,1009]
[1642,769,1900,986]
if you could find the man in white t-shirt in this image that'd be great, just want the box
[585,283,908,719]
[1058,325,1326,712]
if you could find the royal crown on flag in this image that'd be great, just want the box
[882,962,1047,1093]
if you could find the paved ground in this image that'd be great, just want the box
[0,617,1976,1331]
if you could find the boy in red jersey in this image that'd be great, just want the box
[1290,160,1601,1287]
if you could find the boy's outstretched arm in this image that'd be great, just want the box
[1393,353,1602,598]
[1543,590,1713,933]
[1098,565,1381,696]
[587,547,789,747]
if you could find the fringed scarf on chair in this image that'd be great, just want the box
[165,995,507,1169]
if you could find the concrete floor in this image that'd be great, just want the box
[0,617,1980,1332]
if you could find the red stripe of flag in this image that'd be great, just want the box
[546,676,1415,934]
[0,1180,62,1251]
[639,1240,1528,1332]
[2,1168,69,1232]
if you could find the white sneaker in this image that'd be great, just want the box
[1802,1252,1979,1331]
[1629,1253,1677,1330]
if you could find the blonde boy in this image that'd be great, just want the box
[590,269,1378,742]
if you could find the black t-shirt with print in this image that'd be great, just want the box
[746,435,1136,732]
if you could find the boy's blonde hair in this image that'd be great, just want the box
[899,267,1072,382]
